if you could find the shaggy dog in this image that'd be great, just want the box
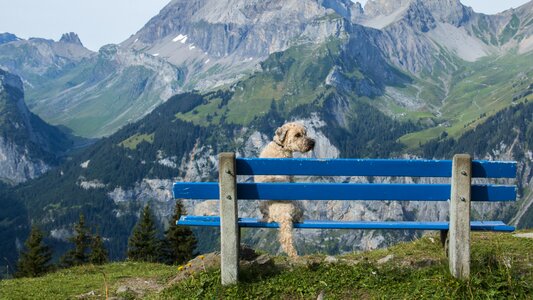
[255,122,315,257]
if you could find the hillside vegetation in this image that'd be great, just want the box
[1,231,531,299]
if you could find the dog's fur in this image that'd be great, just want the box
[255,122,315,257]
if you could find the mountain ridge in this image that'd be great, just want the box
[1,0,532,138]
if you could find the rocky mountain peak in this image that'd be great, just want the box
[363,0,411,18]
[0,33,20,45]
[320,0,364,22]
[362,0,472,28]
[416,0,472,26]
[132,0,331,44]
[59,32,83,46]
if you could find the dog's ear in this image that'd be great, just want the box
[274,126,288,145]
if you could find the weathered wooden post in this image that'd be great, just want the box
[219,152,239,285]
[449,154,471,279]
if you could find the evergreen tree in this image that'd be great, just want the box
[61,214,91,267]
[127,204,159,262]
[15,226,52,278]
[89,232,108,265]
[159,200,197,265]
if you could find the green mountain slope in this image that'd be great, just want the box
[24,45,184,138]
[398,52,533,148]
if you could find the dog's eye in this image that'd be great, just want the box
[295,133,302,138]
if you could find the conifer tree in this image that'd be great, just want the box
[128,204,159,262]
[15,226,52,278]
[61,214,91,267]
[89,232,108,265]
[159,200,197,265]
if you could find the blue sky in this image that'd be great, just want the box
[0,0,530,51]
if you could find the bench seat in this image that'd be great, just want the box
[178,216,515,231]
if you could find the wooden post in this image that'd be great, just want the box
[219,152,239,285]
[449,154,471,279]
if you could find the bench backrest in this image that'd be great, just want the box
[173,157,517,202]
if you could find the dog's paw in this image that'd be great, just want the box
[259,216,271,223]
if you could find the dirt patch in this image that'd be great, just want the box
[514,233,533,239]
[115,278,164,298]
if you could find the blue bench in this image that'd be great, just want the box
[173,153,516,284]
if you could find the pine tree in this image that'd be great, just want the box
[61,214,91,267]
[159,200,197,265]
[15,226,52,278]
[89,232,108,265]
[127,204,159,262]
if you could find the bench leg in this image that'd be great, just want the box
[449,154,471,279]
[219,152,240,285]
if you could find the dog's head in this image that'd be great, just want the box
[273,122,315,153]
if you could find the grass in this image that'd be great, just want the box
[1,231,531,299]
[119,133,155,150]
[0,262,176,299]
[158,231,532,300]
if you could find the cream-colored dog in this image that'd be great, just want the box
[256,122,315,257]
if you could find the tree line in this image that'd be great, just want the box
[14,200,196,278]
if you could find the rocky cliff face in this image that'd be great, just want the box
[0,69,71,184]
[122,0,347,91]
[358,0,532,74]
[0,137,50,184]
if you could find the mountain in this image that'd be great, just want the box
[0,32,93,85]
[7,41,531,261]
[24,44,184,137]
[1,0,531,139]
[0,69,73,184]
[0,33,20,45]
[0,34,183,138]
[121,0,345,90]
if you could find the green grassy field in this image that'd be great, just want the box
[1,231,531,299]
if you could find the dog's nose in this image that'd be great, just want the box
[309,139,316,149]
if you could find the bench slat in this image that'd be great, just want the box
[177,216,515,231]
[236,158,516,178]
[173,182,516,202]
